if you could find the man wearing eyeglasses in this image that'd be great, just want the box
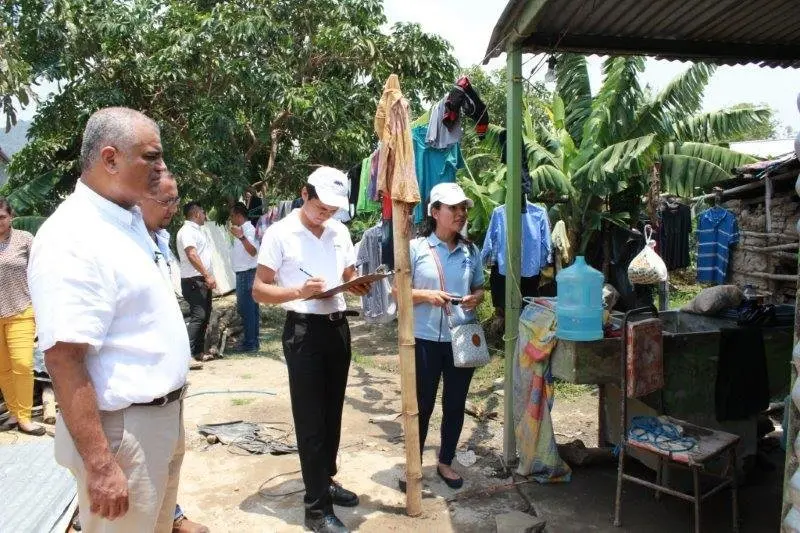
[140,173,209,532]
[176,202,216,363]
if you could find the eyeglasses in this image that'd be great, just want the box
[146,195,181,207]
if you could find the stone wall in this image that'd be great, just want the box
[725,190,800,303]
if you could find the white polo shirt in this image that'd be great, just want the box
[258,209,355,314]
[176,220,213,279]
[231,221,258,273]
[27,181,190,411]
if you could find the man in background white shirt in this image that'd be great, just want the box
[28,107,189,532]
[229,202,260,352]
[176,202,215,362]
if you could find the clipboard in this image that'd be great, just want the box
[305,270,394,300]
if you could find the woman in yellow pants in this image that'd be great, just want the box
[0,198,44,436]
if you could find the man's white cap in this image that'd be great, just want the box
[307,166,350,211]
[308,167,350,209]
[427,182,474,215]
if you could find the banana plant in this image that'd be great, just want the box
[466,54,767,255]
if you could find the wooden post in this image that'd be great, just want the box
[765,177,774,301]
[503,45,523,466]
[392,202,422,516]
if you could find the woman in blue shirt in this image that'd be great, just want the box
[406,182,485,490]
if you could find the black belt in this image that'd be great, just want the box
[133,384,188,407]
[287,310,359,322]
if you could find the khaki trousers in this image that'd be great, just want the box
[55,401,184,533]
[0,306,36,422]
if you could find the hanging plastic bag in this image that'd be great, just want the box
[627,225,668,285]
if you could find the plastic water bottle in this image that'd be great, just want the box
[556,256,604,341]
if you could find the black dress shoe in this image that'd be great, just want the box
[304,513,350,533]
[437,467,464,489]
[329,481,359,507]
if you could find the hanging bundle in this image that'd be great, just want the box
[627,225,668,285]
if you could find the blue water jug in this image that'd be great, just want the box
[556,256,604,341]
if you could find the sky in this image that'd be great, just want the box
[383,0,800,137]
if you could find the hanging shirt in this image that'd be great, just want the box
[356,156,381,214]
[550,220,571,265]
[659,202,691,271]
[412,125,464,224]
[356,224,396,324]
[696,206,739,284]
[410,234,484,342]
[425,98,463,149]
[481,203,552,278]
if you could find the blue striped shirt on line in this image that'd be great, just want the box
[696,206,739,285]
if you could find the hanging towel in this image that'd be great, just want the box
[513,302,572,482]
[374,74,420,205]
[626,318,664,398]
[715,327,769,421]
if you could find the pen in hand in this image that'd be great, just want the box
[298,267,314,278]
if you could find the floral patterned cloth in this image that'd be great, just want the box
[513,300,571,482]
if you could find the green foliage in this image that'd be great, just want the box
[3,0,458,218]
[463,54,771,255]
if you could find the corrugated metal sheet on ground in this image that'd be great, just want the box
[0,439,77,532]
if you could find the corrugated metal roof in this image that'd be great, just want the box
[485,0,800,68]
[0,440,77,532]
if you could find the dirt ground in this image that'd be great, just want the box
[2,308,782,532]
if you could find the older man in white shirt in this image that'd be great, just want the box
[176,202,215,362]
[28,107,189,533]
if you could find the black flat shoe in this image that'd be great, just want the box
[329,481,359,507]
[0,421,16,432]
[436,467,464,489]
[304,513,350,533]
[18,424,46,436]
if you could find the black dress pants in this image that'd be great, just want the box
[181,276,212,357]
[282,312,352,517]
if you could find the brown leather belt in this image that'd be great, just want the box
[133,384,188,407]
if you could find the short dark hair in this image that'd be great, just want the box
[231,202,248,218]
[304,183,319,201]
[183,201,202,219]
[0,197,12,216]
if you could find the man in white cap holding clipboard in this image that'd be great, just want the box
[253,166,372,533]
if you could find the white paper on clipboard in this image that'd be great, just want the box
[305,270,394,300]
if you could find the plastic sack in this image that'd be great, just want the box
[627,226,667,285]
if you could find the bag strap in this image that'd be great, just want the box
[428,241,453,320]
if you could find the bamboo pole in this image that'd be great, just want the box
[738,246,798,260]
[734,271,798,282]
[392,201,422,516]
[742,231,798,241]
[691,172,795,202]
[765,177,774,301]
[503,45,522,466]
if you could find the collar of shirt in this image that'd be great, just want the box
[285,209,335,241]
[74,180,139,228]
[426,233,468,255]
[184,220,202,231]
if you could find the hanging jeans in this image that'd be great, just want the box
[0,306,35,423]
[415,338,475,465]
[235,268,260,351]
